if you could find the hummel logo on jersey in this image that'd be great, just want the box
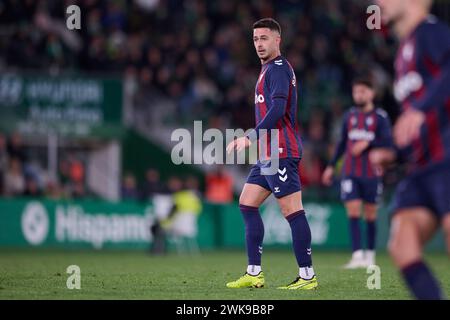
[307,248,312,255]
[278,167,287,182]
[274,187,280,193]
[274,59,283,65]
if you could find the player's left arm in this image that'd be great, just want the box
[410,24,450,113]
[246,66,290,142]
[395,23,450,147]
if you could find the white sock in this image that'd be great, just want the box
[352,249,364,260]
[365,250,376,261]
[247,265,261,276]
[299,266,315,280]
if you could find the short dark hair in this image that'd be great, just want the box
[253,18,281,35]
[352,76,374,89]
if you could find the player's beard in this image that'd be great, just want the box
[355,101,368,109]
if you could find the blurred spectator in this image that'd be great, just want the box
[4,157,25,196]
[71,181,86,199]
[0,133,8,195]
[7,133,26,164]
[121,173,139,201]
[23,175,42,197]
[45,179,64,200]
[141,168,165,201]
[205,166,233,204]
[69,157,85,185]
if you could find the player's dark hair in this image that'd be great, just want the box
[352,76,374,89]
[253,18,281,35]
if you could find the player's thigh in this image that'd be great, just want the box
[344,200,362,218]
[239,183,271,208]
[361,178,382,206]
[363,203,378,221]
[389,208,439,267]
[276,191,303,217]
[340,177,362,209]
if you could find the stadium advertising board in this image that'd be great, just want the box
[0,74,123,137]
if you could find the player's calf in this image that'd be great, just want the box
[389,209,444,299]
[443,214,450,257]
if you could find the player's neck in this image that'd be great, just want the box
[261,51,281,65]
[362,103,374,113]
[395,9,429,40]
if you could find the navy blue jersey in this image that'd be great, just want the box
[251,55,302,160]
[330,107,393,178]
[394,16,450,171]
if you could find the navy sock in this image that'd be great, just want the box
[349,217,362,252]
[402,260,444,300]
[366,220,376,250]
[286,210,312,267]
[239,204,264,266]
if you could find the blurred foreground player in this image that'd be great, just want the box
[225,18,317,290]
[373,0,450,299]
[322,78,393,269]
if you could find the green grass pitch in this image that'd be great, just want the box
[0,249,448,299]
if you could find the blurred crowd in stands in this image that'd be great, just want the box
[0,131,89,198]
[2,0,445,198]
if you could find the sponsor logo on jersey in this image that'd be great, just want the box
[255,94,265,104]
[394,71,424,102]
[348,129,375,141]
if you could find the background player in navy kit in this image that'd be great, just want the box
[225,18,318,290]
[372,0,450,299]
[322,78,393,269]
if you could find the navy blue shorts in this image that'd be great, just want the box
[340,176,382,204]
[390,160,450,221]
[246,158,301,198]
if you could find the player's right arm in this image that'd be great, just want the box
[322,112,348,186]
[246,66,290,143]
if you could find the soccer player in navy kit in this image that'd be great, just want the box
[225,18,318,290]
[372,0,450,299]
[322,78,393,269]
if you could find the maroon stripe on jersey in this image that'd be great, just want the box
[446,98,450,120]
[278,84,290,159]
[412,138,427,167]
[355,112,364,177]
[426,109,445,162]
[367,113,378,178]
[284,84,300,158]
[344,115,353,176]
[424,55,441,77]
[257,70,269,160]
[277,122,287,158]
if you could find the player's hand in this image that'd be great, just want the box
[393,108,425,148]
[226,137,251,154]
[369,148,396,176]
[351,140,370,156]
[321,166,334,186]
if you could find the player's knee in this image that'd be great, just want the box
[364,211,377,222]
[347,209,360,219]
[238,194,253,208]
[279,204,293,216]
